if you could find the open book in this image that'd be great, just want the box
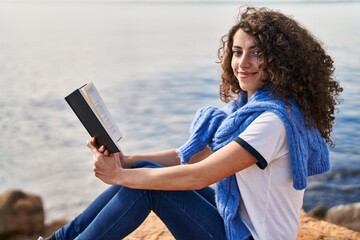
[65,82,122,153]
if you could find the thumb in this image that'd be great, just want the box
[87,138,100,155]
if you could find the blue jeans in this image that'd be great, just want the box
[55,161,226,240]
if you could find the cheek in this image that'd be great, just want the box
[231,57,237,72]
[252,57,261,69]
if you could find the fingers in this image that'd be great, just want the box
[92,152,122,185]
[103,149,110,156]
[87,137,98,153]
[87,137,109,156]
[98,145,106,153]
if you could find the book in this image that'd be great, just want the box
[65,82,122,153]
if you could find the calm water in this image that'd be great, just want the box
[0,1,359,222]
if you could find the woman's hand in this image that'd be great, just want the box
[87,137,123,185]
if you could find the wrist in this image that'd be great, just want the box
[121,154,137,169]
[114,167,127,186]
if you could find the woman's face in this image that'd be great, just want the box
[231,29,264,98]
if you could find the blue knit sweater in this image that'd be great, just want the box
[177,86,330,239]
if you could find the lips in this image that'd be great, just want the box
[238,71,258,78]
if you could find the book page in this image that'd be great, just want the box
[80,82,122,143]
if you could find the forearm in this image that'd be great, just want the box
[117,164,207,190]
[188,147,213,164]
[124,149,180,168]
[126,147,213,167]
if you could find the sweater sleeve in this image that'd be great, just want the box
[176,106,227,164]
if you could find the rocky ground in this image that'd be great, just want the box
[1,190,359,240]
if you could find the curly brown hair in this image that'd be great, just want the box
[217,6,343,145]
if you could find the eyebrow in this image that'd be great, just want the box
[232,45,258,49]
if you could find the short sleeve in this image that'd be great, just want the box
[234,111,289,169]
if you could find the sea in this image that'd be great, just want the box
[0,0,359,223]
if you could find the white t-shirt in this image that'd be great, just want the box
[235,111,304,240]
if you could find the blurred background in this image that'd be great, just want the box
[0,0,359,223]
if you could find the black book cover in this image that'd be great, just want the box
[65,88,120,153]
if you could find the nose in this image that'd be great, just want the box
[238,52,251,68]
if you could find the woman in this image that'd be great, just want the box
[42,6,342,240]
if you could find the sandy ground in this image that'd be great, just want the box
[122,211,360,240]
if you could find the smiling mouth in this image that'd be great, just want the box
[238,71,258,78]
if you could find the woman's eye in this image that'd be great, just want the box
[232,50,242,56]
[252,50,261,56]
